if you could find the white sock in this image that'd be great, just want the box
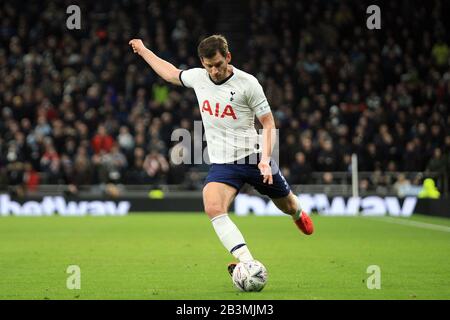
[211,214,254,262]
[293,196,303,221]
[232,245,254,262]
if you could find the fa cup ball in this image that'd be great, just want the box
[232,260,268,292]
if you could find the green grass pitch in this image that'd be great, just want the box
[0,213,449,300]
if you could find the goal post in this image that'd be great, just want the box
[352,153,359,198]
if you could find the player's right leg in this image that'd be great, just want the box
[244,157,314,235]
[203,182,255,275]
[272,192,314,235]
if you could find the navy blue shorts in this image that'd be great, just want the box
[204,153,291,199]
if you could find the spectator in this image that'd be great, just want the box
[322,172,334,185]
[426,148,446,175]
[317,139,338,171]
[100,144,128,183]
[290,152,312,184]
[143,149,170,183]
[117,126,135,154]
[6,161,25,196]
[432,39,449,68]
[91,125,115,155]
[40,140,61,183]
[72,148,94,187]
[393,174,412,197]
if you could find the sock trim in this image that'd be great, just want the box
[230,243,246,253]
[210,213,228,222]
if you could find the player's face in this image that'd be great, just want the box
[201,51,231,82]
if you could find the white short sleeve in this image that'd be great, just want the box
[247,77,271,117]
[179,68,203,89]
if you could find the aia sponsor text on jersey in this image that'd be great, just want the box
[201,100,237,120]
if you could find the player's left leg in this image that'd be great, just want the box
[204,160,265,276]
[203,182,255,262]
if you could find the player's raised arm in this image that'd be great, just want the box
[129,39,182,86]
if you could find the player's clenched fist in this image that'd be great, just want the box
[129,39,146,55]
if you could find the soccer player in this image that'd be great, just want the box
[129,35,313,275]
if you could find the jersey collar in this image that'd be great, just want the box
[208,66,235,85]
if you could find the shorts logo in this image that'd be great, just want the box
[201,100,237,120]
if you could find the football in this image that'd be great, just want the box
[232,260,268,292]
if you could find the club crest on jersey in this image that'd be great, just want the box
[230,91,236,101]
[201,100,237,120]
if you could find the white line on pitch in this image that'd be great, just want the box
[368,217,450,233]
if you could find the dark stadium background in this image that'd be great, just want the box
[0,0,449,206]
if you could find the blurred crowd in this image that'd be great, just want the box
[246,0,450,194]
[0,0,449,196]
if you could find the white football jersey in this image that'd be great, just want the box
[180,66,271,163]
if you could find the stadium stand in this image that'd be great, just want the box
[0,0,449,197]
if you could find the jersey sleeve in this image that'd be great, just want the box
[247,77,271,117]
[179,68,202,89]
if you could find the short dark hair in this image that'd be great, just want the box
[197,35,229,59]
